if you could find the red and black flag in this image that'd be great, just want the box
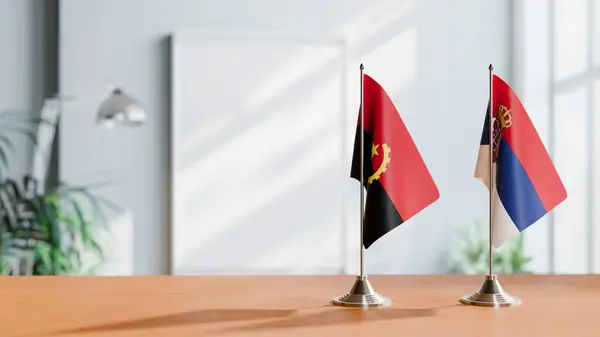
[351,74,439,248]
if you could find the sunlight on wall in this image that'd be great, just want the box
[58,0,518,275]
[335,0,413,45]
[554,0,588,82]
[553,87,588,273]
[516,0,600,274]
[244,44,343,110]
[516,0,553,274]
[596,4,600,66]
[179,78,341,255]
[361,27,417,96]
[169,0,512,275]
[179,43,343,159]
[173,35,346,274]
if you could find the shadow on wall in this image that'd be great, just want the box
[174,41,348,272]
[172,1,422,275]
[169,0,508,275]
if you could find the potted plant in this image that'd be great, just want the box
[0,110,118,275]
[446,219,533,274]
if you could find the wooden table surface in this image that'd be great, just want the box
[1,275,598,337]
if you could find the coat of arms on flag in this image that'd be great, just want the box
[475,74,567,248]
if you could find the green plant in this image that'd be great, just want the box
[446,219,532,274]
[0,110,118,275]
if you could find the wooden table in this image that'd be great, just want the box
[1,275,598,336]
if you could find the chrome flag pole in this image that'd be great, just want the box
[460,65,521,307]
[331,64,390,308]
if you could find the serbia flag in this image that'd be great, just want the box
[475,74,567,248]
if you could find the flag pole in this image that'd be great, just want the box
[459,64,521,307]
[359,63,365,278]
[488,64,494,277]
[331,63,390,308]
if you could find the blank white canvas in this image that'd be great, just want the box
[170,30,349,274]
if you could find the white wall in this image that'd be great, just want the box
[0,0,46,179]
[59,0,512,275]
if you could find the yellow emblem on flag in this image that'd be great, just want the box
[497,105,512,129]
[369,143,391,184]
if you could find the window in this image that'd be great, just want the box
[516,0,600,273]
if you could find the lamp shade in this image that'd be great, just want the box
[96,88,147,128]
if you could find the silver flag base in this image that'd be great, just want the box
[460,275,521,307]
[331,275,391,308]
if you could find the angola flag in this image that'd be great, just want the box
[351,74,439,248]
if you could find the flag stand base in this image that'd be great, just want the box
[331,275,391,308]
[460,274,521,307]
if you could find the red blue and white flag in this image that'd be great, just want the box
[475,74,567,247]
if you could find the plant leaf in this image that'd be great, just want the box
[0,146,9,171]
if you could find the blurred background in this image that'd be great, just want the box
[0,0,597,276]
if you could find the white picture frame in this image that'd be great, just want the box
[169,29,352,275]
